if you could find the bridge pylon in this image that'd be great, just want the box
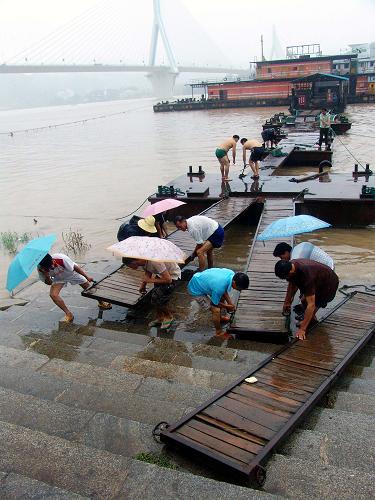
[147,0,178,99]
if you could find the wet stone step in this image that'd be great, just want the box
[40,359,216,405]
[108,355,237,390]
[264,454,375,499]
[334,376,375,396]
[0,471,87,499]
[324,390,375,416]
[0,364,192,426]
[302,408,375,437]
[279,428,375,475]
[0,420,131,498]
[0,385,162,459]
[344,364,375,380]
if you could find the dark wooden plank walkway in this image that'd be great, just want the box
[160,291,375,484]
[228,198,294,336]
[82,197,255,307]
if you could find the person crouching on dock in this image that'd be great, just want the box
[215,135,239,181]
[188,268,249,337]
[174,215,224,272]
[240,138,265,180]
[37,253,111,323]
[122,257,181,331]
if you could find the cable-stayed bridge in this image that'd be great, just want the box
[0,0,247,98]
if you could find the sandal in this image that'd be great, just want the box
[148,319,162,327]
[220,315,231,322]
[98,301,112,310]
[160,319,174,331]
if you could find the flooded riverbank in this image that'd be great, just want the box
[1,99,375,298]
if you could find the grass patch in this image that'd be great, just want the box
[0,231,31,254]
[135,452,179,470]
[62,228,91,256]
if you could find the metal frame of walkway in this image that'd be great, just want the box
[82,196,255,308]
[160,291,375,485]
[228,198,294,338]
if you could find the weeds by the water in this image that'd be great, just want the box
[135,452,179,469]
[62,228,91,256]
[0,231,31,254]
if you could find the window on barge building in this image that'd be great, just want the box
[267,67,272,73]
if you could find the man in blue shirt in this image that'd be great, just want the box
[188,268,249,337]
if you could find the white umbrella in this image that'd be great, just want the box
[107,236,186,263]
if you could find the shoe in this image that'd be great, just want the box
[148,319,162,327]
[98,301,112,310]
[220,315,231,322]
[160,319,174,331]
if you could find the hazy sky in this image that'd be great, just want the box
[1,0,374,66]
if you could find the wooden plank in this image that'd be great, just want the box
[197,414,266,447]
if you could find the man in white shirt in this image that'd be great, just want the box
[318,108,331,150]
[174,215,224,271]
[123,257,181,331]
[37,253,111,323]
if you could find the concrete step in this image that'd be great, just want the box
[107,354,238,390]
[324,390,375,416]
[264,454,375,499]
[350,345,375,367]
[0,361,195,427]
[0,420,275,499]
[302,407,374,437]
[0,385,161,459]
[0,471,88,499]
[279,428,375,475]
[344,363,375,380]
[334,375,375,396]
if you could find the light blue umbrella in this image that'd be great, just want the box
[6,234,56,292]
[257,215,331,241]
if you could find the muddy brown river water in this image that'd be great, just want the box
[0,99,374,299]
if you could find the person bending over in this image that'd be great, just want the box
[175,215,224,271]
[188,268,249,337]
[38,253,111,323]
[275,259,339,340]
[240,138,265,179]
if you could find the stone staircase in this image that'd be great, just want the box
[0,313,374,498]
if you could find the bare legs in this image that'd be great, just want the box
[218,156,231,181]
[195,241,214,271]
[50,283,73,322]
[249,160,260,179]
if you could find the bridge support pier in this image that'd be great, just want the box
[147,70,178,100]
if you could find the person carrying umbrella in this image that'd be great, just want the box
[122,257,181,331]
[275,258,339,340]
[174,215,224,272]
[117,215,158,242]
[108,236,186,331]
[38,253,111,323]
[273,242,334,270]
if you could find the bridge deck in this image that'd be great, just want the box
[160,291,375,484]
[228,198,294,337]
[82,197,254,307]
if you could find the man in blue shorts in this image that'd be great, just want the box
[175,215,224,271]
[188,268,249,337]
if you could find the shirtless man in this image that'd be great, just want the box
[215,135,239,181]
[240,138,265,179]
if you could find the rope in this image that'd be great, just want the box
[338,284,375,296]
[331,128,366,170]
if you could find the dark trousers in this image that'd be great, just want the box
[319,127,329,147]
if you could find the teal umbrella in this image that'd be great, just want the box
[257,215,331,241]
[6,234,57,292]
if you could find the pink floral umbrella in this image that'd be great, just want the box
[142,198,186,217]
[107,236,186,263]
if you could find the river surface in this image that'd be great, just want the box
[0,99,375,298]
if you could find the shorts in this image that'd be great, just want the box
[250,147,265,162]
[261,130,274,142]
[194,295,212,311]
[215,148,227,159]
[207,225,224,248]
[52,272,88,286]
[150,281,177,306]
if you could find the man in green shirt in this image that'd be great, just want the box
[318,108,331,150]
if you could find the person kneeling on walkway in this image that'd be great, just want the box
[175,215,224,271]
[123,257,181,331]
[275,259,339,341]
[38,253,111,323]
[188,268,249,337]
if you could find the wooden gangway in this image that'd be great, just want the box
[228,198,294,337]
[160,291,375,485]
[82,197,254,308]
